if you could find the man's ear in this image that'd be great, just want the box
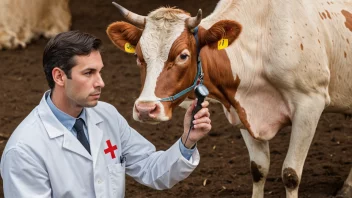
[198,20,242,49]
[106,21,143,54]
[52,67,66,87]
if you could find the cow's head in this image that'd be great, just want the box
[107,3,241,123]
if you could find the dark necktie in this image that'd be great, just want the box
[73,118,91,154]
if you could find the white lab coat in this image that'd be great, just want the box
[0,92,200,198]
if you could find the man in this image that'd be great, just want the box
[0,30,211,197]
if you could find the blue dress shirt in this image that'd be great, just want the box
[46,93,89,142]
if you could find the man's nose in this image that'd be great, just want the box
[94,74,105,88]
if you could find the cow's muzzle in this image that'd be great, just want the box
[134,101,161,121]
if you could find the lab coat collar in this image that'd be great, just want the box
[38,91,105,161]
[38,91,68,139]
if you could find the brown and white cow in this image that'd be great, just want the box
[107,0,352,197]
[0,0,71,50]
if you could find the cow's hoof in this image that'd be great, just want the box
[335,184,352,198]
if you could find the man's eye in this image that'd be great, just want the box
[85,71,92,76]
[180,54,189,60]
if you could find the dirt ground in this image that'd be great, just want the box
[0,0,351,197]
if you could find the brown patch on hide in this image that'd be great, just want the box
[325,10,332,19]
[251,161,263,182]
[283,168,299,189]
[322,12,327,19]
[342,10,352,32]
[199,44,254,137]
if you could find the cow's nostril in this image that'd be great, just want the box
[135,102,159,119]
[134,104,140,113]
[149,104,160,116]
[150,104,157,114]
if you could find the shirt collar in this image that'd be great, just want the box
[46,91,87,131]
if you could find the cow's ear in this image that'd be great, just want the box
[199,20,242,50]
[106,21,143,54]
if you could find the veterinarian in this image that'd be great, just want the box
[0,30,211,197]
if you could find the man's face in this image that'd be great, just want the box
[65,50,105,108]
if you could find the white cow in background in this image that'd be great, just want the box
[0,0,71,50]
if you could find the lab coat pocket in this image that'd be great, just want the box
[108,163,126,198]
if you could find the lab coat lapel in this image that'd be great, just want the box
[62,133,92,160]
[86,108,103,168]
[38,91,92,161]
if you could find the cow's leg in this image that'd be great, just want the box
[241,129,270,198]
[0,30,26,50]
[282,96,325,198]
[336,168,352,198]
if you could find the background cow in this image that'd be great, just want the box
[107,0,352,197]
[0,0,71,50]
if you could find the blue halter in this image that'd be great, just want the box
[158,27,204,102]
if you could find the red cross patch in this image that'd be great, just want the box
[104,140,118,159]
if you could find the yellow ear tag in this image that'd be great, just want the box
[124,42,136,53]
[217,38,229,50]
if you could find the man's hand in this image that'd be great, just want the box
[181,100,211,149]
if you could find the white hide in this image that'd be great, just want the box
[201,0,352,140]
[0,0,71,50]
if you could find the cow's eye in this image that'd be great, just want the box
[180,54,189,60]
[175,49,190,65]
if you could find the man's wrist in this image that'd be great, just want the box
[179,138,196,160]
[181,135,196,149]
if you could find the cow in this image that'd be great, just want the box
[0,0,71,50]
[106,0,352,197]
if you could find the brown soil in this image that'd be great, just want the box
[0,0,351,197]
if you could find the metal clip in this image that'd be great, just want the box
[120,155,126,166]
[199,73,204,84]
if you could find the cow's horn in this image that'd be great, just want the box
[187,9,202,30]
[112,2,146,27]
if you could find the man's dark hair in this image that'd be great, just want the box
[43,30,102,89]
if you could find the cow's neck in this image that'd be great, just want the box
[198,45,257,135]
[197,0,292,139]
[200,0,276,84]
